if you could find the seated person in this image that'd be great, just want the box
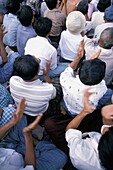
[60,41,112,117]
[3,0,21,52]
[65,88,113,170]
[44,0,66,44]
[85,27,113,86]
[25,17,68,79]
[0,25,20,84]
[93,5,113,39]
[59,11,86,62]
[17,5,37,55]
[0,98,67,170]
[10,54,56,117]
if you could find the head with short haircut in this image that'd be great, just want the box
[104,5,113,22]
[98,126,113,170]
[79,59,106,85]
[97,0,111,12]
[45,0,57,10]
[34,17,52,37]
[13,55,39,81]
[99,27,113,49]
[6,0,20,14]
[77,0,88,15]
[17,5,33,26]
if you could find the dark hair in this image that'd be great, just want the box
[79,59,106,85]
[77,0,88,15]
[98,126,113,170]
[13,55,39,81]
[45,0,57,10]
[34,17,52,37]
[99,27,113,49]
[6,0,20,14]
[17,5,33,26]
[97,0,111,12]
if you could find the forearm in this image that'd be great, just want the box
[24,132,36,170]
[66,110,88,131]
[0,39,7,64]
[0,121,15,139]
[69,56,82,70]
[44,74,51,83]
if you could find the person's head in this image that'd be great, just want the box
[13,55,40,81]
[77,0,88,15]
[98,27,113,49]
[66,11,86,35]
[97,0,111,12]
[104,5,113,22]
[17,5,34,26]
[6,0,20,14]
[101,104,113,125]
[98,126,113,170]
[79,59,106,85]
[34,17,52,37]
[45,0,57,10]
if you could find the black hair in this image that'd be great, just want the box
[97,0,111,12]
[6,0,20,14]
[17,5,33,27]
[98,126,113,170]
[79,59,106,85]
[77,0,88,15]
[13,55,39,81]
[99,27,113,49]
[34,17,52,37]
[45,0,57,10]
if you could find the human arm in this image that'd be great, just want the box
[0,98,27,139]
[0,25,7,65]
[70,40,84,70]
[43,60,51,83]
[66,88,96,131]
[59,0,67,16]
[23,114,43,170]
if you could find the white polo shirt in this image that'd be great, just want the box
[25,35,57,75]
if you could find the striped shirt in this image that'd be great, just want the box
[10,76,56,116]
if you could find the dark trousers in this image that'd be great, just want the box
[44,109,103,155]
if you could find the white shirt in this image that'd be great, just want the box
[0,148,34,170]
[65,129,103,170]
[94,22,113,39]
[60,66,107,116]
[10,76,56,116]
[59,30,83,61]
[25,35,57,75]
[91,11,104,29]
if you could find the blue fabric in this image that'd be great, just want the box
[0,52,20,84]
[0,106,16,126]
[0,115,67,169]
[0,84,14,108]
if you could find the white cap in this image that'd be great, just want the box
[66,11,86,34]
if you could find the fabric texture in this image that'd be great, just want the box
[10,76,56,116]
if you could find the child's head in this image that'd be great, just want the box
[6,0,20,14]
[17,5,34,26]
[13,55,40,81]
[97,0,111,12]
[45,0,57,10]
[34,17,52,37]
[79,58,106,85]
[66,11,86,35]
[77,0,88,15]
[98,126,113,170]
[98,27,113,49]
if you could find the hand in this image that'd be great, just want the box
[43,60,51,76]
[11,98,27,125]
[77,40,84,59]
[89,49,101,60]
[0,24,7,40]
[83,88,96,114]
[23,114,43,134]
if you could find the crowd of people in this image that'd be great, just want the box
[0,0,113,170]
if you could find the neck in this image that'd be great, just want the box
[103,118,113,125]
